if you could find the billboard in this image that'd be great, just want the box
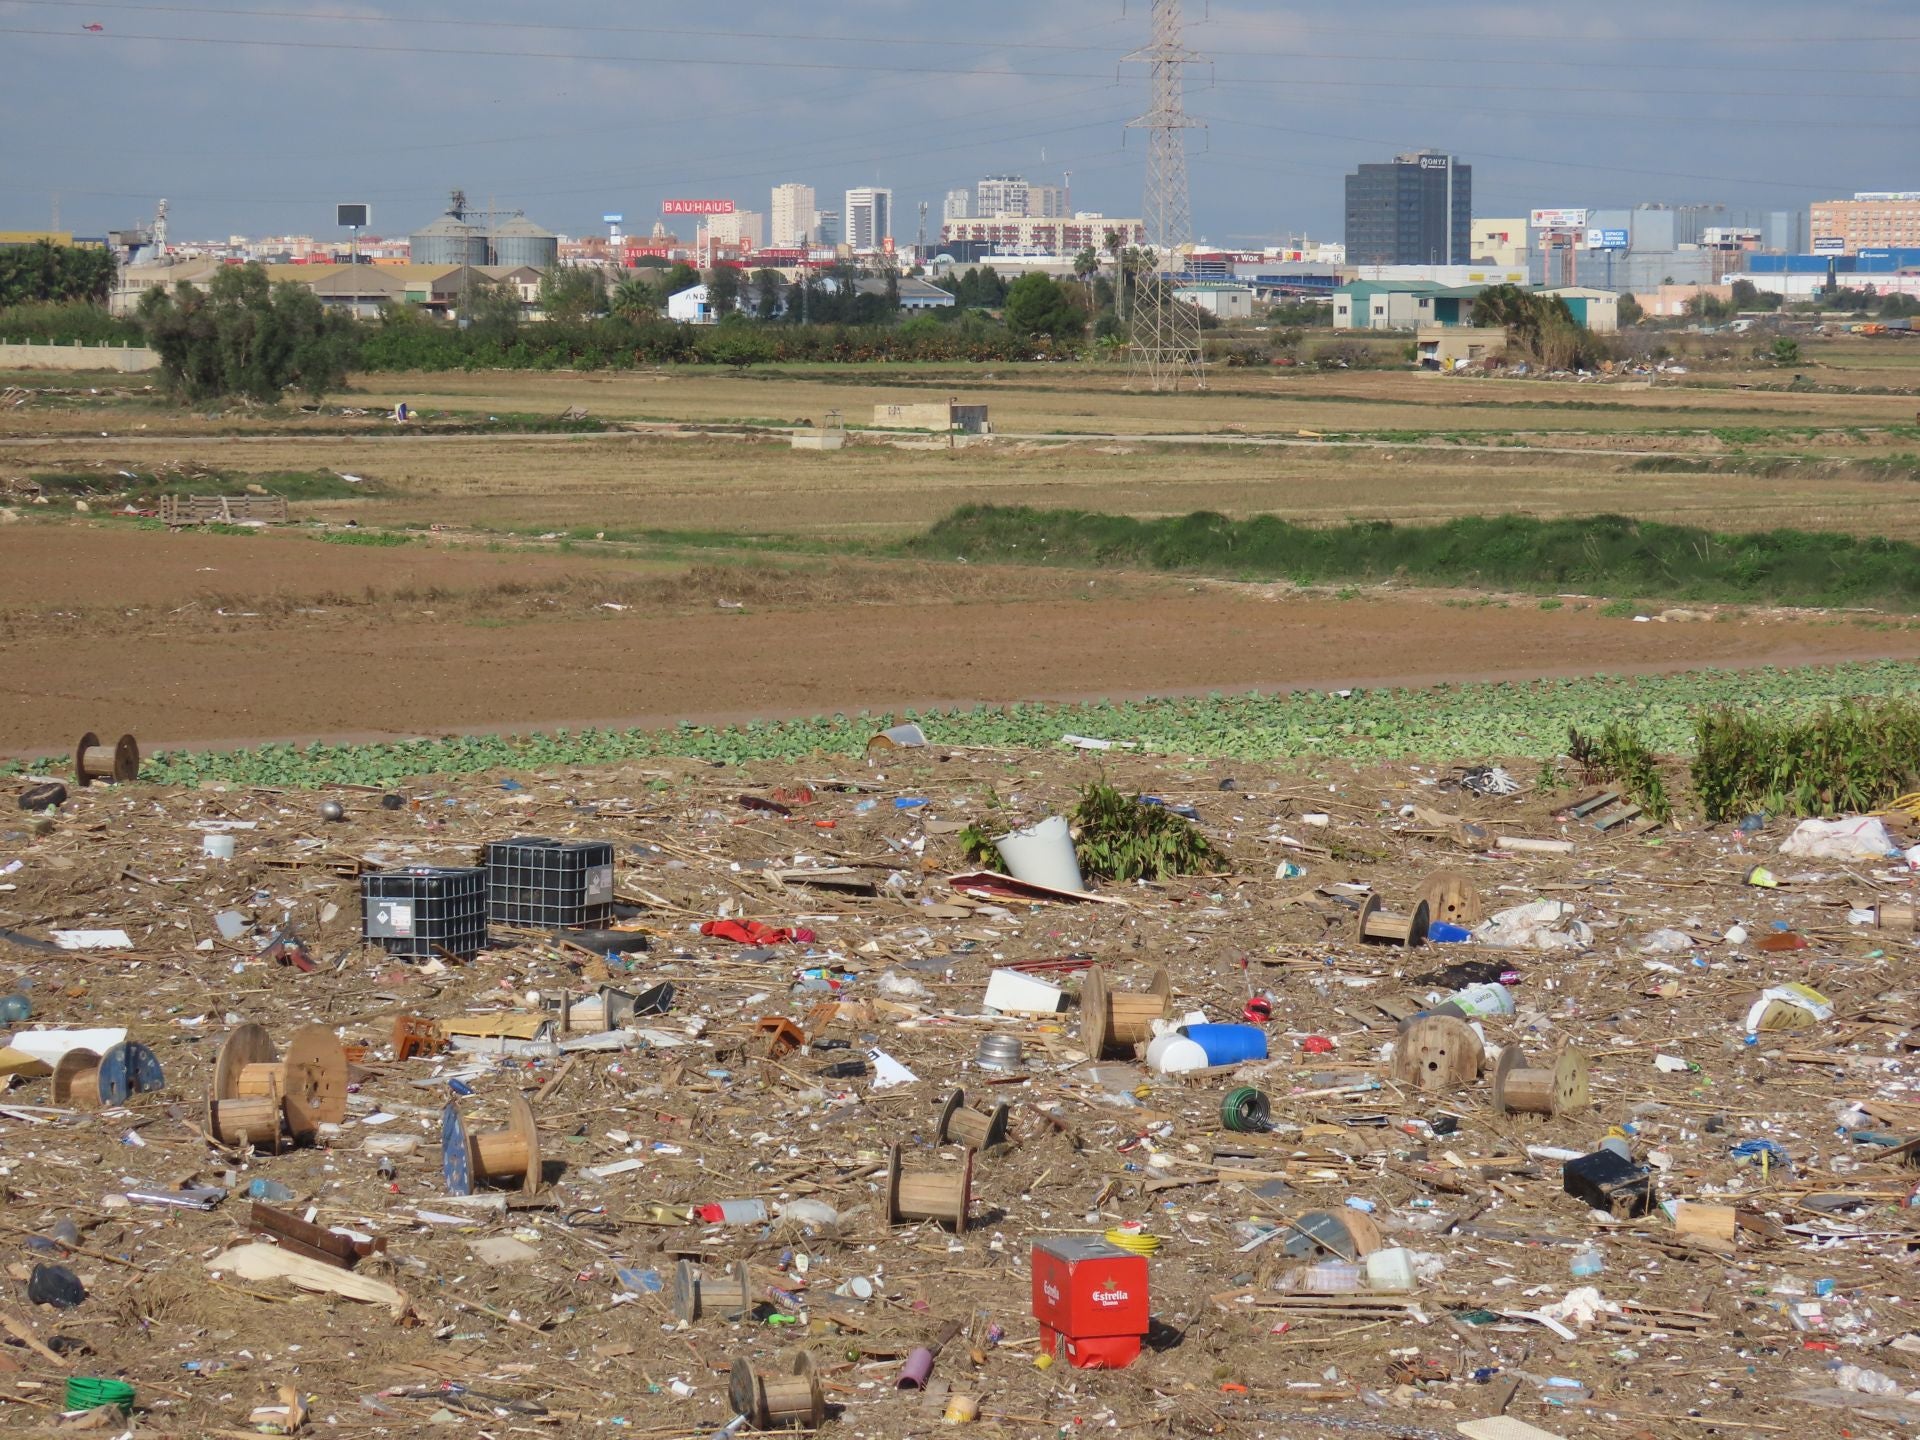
[1530,208,1588,229]
[1586,228,1629,251]
[1854,192,1920,203]
[602,213,624,224]
[1812,236,1847,254]
[336,202,370,229]
[663,199,735,216]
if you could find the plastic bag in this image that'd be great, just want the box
[1778,816,1896,861]
[1475,900,1593,951]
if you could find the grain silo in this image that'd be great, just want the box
[489,214,559,270]
[409,191,490,268]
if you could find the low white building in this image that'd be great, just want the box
[1173,281,1256,321]
[666,284,718,325]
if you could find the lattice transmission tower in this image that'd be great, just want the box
[1124,0,1206,391]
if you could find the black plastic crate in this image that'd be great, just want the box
[362,866,487,959]
[485,837,616,928]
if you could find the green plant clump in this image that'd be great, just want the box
[906,506,1920,613]
[1069,782,1227,881]
[320,530,412,547]
[1568,721,1673,824]
[1691,698,1920,823]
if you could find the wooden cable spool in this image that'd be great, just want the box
[1079,965,1173,1060]
[206,1022,347,1149]
[1356,894,1430,947]
[52,1041,164,1110]
[936,1089,1010,1151]
[1874,903,1916,932]
[672,1258,755,1323]
[884,1142,971,1232]
[1492,1045,1590,1118]
[442,1093,543,1197]
[1419,869,1484,929]
[74,732,140,786]
[1391,1014,1484,1091]
[729,1351,824,1430]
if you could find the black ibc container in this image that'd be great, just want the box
[484,837,616,928]
[362,865,487,960]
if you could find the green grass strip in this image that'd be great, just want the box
[905,506,1920,611]
[5,661,1916,789]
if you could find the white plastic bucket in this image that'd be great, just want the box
[994,816,1084,892]
[202,834,235,860]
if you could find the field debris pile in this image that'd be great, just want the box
[2,740,1919,1439]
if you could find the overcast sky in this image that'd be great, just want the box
[1,0,1914,244]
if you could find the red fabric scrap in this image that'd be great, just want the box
[700,919,817,945]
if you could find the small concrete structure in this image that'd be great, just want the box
[1417,325,1508,370]
[871,401,990,434]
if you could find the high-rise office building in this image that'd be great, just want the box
[814,210,843,247]
[769,183,816,248]
[1343,151,1472,265]
[943,188,973,222]
[845,187,892,250]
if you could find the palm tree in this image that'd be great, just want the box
[610,275,658,319]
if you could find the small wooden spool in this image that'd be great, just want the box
[1391,1014,1484,1091]
[1419,869,1484,928]
[1875,903,1916,932]
[672,1258,754,1323]
[206,1022,347,1149]
[885,1143,971,1232]
[1492,1046,1590,1118]
[74,732,140,786]
[1357,894,1430,947]
[1079,965,1172,1060]
[936,1089,1010,1151]
[730,1352,824,1430]
[442,1093,543,1197]
[52,1041,164,1110]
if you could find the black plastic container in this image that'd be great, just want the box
[484,837,615,928]
[362,866,487,959]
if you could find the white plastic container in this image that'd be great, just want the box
[1146,1032,1210,1074]
[1300,1261,1364,1293]
[993,816,1085,892]
[202,834,236,860]
[983,968,1066,1015]
[1365,1247,1415,1292]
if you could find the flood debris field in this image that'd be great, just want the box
[2,739,1919,1440]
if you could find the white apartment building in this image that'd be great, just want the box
[769,184,815,248]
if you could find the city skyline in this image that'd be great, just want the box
[1,1,1913,244]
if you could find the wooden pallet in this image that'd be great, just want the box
[1555,788,1658,835]
[160,493,290,527]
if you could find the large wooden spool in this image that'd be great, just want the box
[729,1351,824,1430]
[1419,869,1484,929]
[1391,1014,1484,1091]
[1492,1045,1590,1118]
[672,1258,755,1323]
[1357,894,1429,947]
[442,1093,543,1197]
[1079,966,1173,1060]
[884,1143,971,1232]
[206,1022,347,1149]
[936,1089,1010,1151]
[74,732,139,786]
[1874,903,1916,932]
[52,1041,164,1110]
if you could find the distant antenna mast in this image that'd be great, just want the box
[1125,0,1206,390]
[917,200,928,259]
[152,199,169,252]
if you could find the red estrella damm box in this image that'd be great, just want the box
[1032,1237,1150,1368]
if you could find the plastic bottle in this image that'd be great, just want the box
[1570,1245,1604,1279]
[0,988,30,1023]
[1299,1261,1364,1293]
[696,1199,769,1225]
[247,1178,296,1202]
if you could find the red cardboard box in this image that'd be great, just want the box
[1032,1237,1150,1369]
